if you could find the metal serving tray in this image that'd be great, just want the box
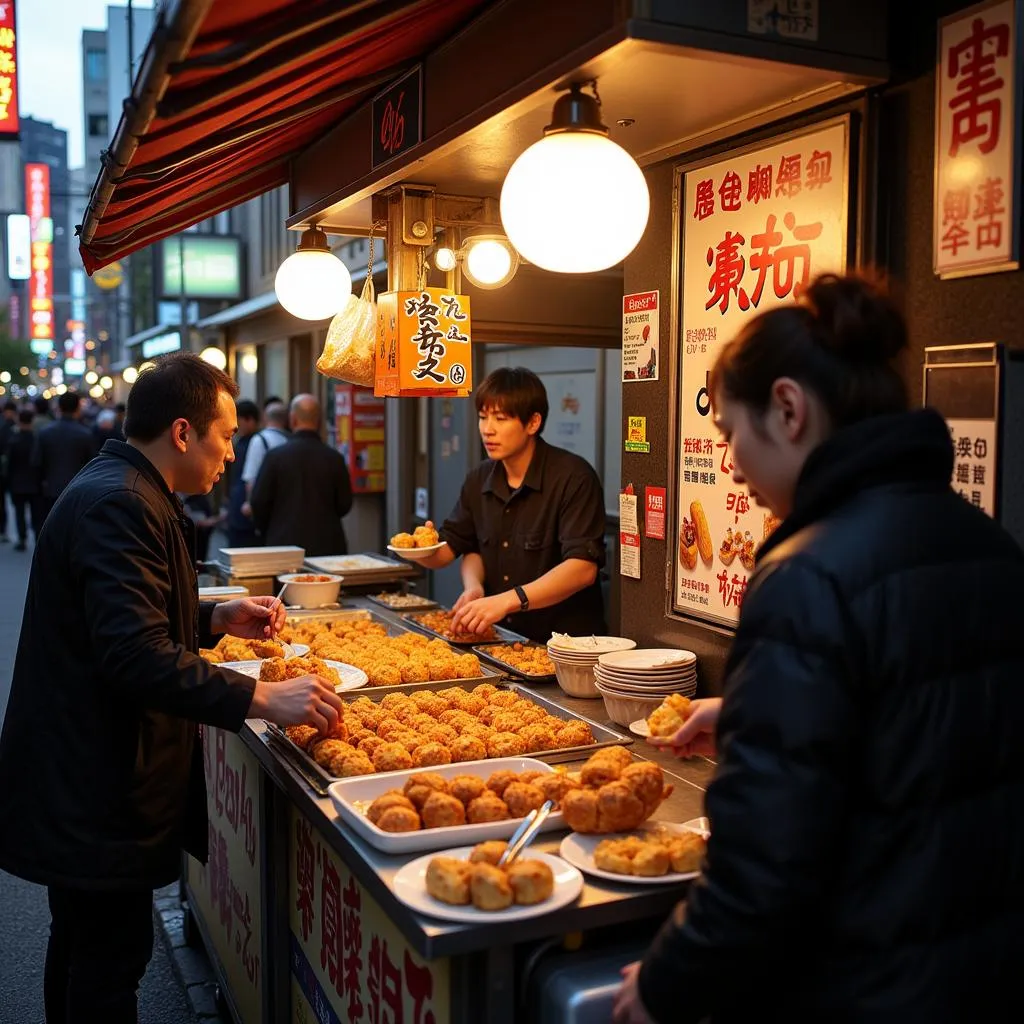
[264,680,632,795]
[364,593,440,612]
[399,611,526,646]
[471,642,558,683]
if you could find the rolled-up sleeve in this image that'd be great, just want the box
[558,469,606,567]
[440,480,480,557]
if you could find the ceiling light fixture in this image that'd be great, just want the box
[274,225,352,321]
[500,80,650,273]
[430,233,521,290]
[200,346,227,370]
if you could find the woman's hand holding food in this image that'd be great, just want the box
[248,674,344,733]
[211,596,288,639]
[451,591,516,635]
[648,697,722,759]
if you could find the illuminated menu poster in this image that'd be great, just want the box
[0,0,19,137]
[289,806,450,1024]
[673,119,849,627]
[25,163,54,346]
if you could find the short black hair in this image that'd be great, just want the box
[18,409,33,425]
[263,395,282,410]
[115,403,126,415]
[474,367,549,432]
[236,399,260,422]
[57,391,81,415]
[124,352,240,443]
[33,396,50,416]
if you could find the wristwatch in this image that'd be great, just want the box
[513,585,529,612]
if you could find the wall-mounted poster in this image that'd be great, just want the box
[672,117,850,627]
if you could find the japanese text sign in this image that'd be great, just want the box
[0,1,19,137]
[186,728,264,1024]
[934,0,1022,277]
[25,163,54,343]
[371,65,423,169]
[948,418,997,515]
[375,288,472,398]
[289,805,450,1024]
[673,118,848,627]
[645,486,667,540]
[622,290,660,381]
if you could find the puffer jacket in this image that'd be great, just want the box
[0,440,256,890]
[639,409,1024,1023]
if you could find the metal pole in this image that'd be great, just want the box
[127,0,134,92]
[178,236,188,350]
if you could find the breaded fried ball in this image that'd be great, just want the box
[376,717,405,739]
[488,690,519,708]
[491,711,525,734]
[466,792,510,823]
[258,657,288,682]
[423,723,458,746]
[412,742,452,768]
[595,781,646,833]
[507,859,554,905]
[470,863,513,911]
[376,806,422,833]
[421,791,466,829]
[372,742,414,773]
[311,739,354,769]
[561,788,600,833]
[403,773,450,809]
[518,724,557,754]
[425,857,472,905]
[503,781,546,818]
[449,774,486,805]
[367,790,415,825]
[535,773,580,805]
[335,751,375,777]
[285,725,320,751]
[450,691,486,715]
[667,831,706,874]
[358,735,386,758]
[449,735,487,763]
[487,732,526,758]
[380,692,411,711]
[486,770,519,798]
[472,683,499,698]
[555,721,595,749]
[620,762,669,818]
[468,841,508,866]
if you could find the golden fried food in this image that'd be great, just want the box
[258,657,289,682]
[412,742,452,768]
[472,683,499,697]
[200,648,222,663]
[250,639,286,659]
[593,832,702,876]
[519,724,557,754]
[335,751,375,777]
[507,859,554,905]
[376,806,422,833]
[502,781,545,818]
[490,711,524,734]
[403,773,450,809]
[620,762,671,818]
[633,842,672,876]
[411,610,498,644]
[535,773,580,804]
[284,725,320,751]
[469,863,514,911]
[421,791,466,829]
[449,735,488,762]
[485,643,556,676]
[367,790,416,824]
[466,792,511,823]
[596,781,647,833]
[647,694,693,739]
[390,532,416,548]
[311,739,354,769]
[667,831,706,874]
[468,840,508,866]
[425,857,472,905]
[486,732,526,758]
[554,721,594,748]
[561,788,600,833]
[372,742,414,773]
[486,770,519,798]
[594,836,645,874]
[581,756,623,789]
[449,775,486,805]
[358,735,386,758]
[423,723,458,746]
[412,523,440,547]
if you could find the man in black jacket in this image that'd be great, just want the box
[0,398,15,541]
[32,390,95,525]
[0,353,343,1022]
[250,393,353,556]
[6,408,40,550]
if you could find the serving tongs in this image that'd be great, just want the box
[498,800,556,867]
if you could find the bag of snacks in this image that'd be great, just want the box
[316,236,378,387]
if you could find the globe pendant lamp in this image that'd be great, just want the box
[274,225,352,320]
[500,83,649,274]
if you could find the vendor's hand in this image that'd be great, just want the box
[249,675,343,733]
[451,583,485,616]
[241,501,253,518]
[612,962,656,1024]
[648,697,722,759]
[451,592,516,635]
[212,596,287,639]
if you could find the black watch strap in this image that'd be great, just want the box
[514,585,529,612]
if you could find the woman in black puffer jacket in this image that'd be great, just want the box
[614,274,1024,1024]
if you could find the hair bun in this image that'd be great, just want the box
[803,273,906,363]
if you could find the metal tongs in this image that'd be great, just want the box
[498,800,556,867]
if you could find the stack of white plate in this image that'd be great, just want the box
[593,648,698,726]
[218,545,305,576]
[545,635,637,698]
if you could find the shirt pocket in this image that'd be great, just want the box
[518,529,559,578]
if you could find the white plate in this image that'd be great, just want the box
[559,821,708,885]
[547,635,637,654]
[598,649,697,670]
[305,554,398,573]
[629,719,650,738]
[392,846,583,923]
[289,643,310,658]
[327,757,566,854]
[218,658,366,690]
[387,543,446,560]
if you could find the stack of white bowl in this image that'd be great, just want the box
[545,634,638,698]
[593,648,698,725]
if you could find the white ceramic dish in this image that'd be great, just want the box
[593,682,665,726]
[551,660,602,699]
[629,718,650,738]
[218,658,366,691]
[386,542,446,560]
[547,635,637,655]
[597,649,697,670]
[392,846,583,923]
[278,573,344,609]
[559,820,709,885]
[593,674,697,698]
[327,757,566,854]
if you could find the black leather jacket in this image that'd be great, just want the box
[639,409,1024,1024]
[0,441,256,889]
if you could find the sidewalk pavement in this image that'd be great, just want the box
[0,519,229,1023]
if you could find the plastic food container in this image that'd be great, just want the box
[278,572,344,608]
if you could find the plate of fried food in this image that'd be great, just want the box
[222,655,368,692]
[472,643,557,681]
[201,636,297,663]
[404,610,500,645]
[393,841,583,922]
[388,521,445,559]
[327,758,573,853]
[559,820,708,885]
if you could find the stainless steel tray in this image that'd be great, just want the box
[264,679,633,794]
[365,593,440,612]
[399,611,526,646]
[471,642,558,683]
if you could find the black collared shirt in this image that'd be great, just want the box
[440,437,607,642]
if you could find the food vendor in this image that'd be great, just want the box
[406,367,607,641]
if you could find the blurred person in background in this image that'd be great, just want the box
[32,394,54,433]
[92,407,120,453]
[225,399,260,547]
[240,399,289,523]
[32,391,96,526]
[0,398,16,542]
[6,409,40,551]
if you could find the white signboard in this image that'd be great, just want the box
[948,417,997,515]
[622,290,660,381]
[673,118,849,627]
[6,213,30,280]
[934,0,1021,278]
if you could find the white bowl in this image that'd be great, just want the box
[593,681,665,726]
[553,659,602,699]
[278,572,344,608]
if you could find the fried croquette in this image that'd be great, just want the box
[376,806,422,833]
[372,742,414,773]
[469,863,513,911]
[667,831,706,874]
[469,841,508,866]
[486,770,519,798]
[561,787,600,833]
[620,761,671,818]
[518,724,557,753]
[502,781,546,818]
[535,773,580,804]
[402,773,450,809]
[425,857,472,904]
[449,775,486,805]
[466,792,510,823]
[506,859,555,905]
[647,693,693,738]
[421,791,466,829]
[486,732,526,758]
[284,725,320,751]
[449,735,488,762]
[596,781,647,833]
[412,742,452,767]
[335,750,375,777]
[367,790,416,824]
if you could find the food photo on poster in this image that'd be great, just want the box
[673,117,849,627]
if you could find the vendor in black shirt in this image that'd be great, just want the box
[411,367,607,642]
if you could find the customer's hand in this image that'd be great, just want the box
[249,675,343,733]
[212,596,287,639]
[648,697,722,759]
[452,592,516,635]
[612,962,656,1024]
[452,583,485,615]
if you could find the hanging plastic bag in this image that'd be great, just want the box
[316,233,378,387]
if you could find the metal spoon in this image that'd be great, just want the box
[498,800,556,868]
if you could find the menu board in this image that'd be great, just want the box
[673,118,850,626]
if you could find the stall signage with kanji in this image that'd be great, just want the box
[186,728,264,1024]
[674,118,849,627]
[289,806,450,1024]
[934,0,1021,278]
[25,163,53,343]
[622,290,660,381]
[947,417,997,515]
[0,0,20,137]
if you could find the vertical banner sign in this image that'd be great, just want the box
[25,163,54,344]
[948,419,997,515]
[186,728,264,1024]
[619,488,641,579]
[645,486,667,540]
[289,805,449,1024]
[673,118,849,627]
[935,0,1022,278]
[0,0,19,137]
[335,384,386,492]
[622,291,660,381]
